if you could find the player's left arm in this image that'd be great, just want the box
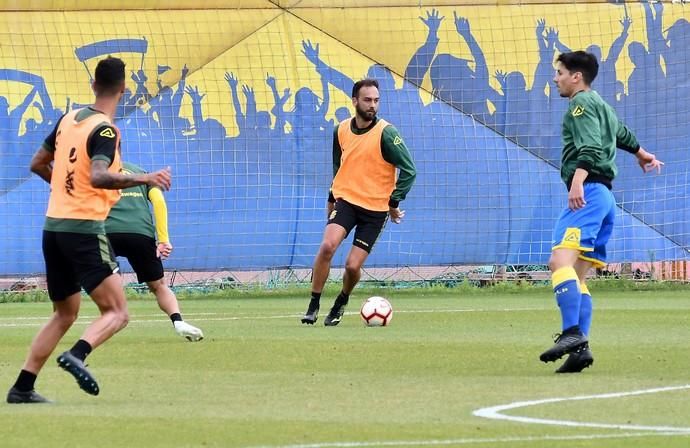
[633,146,663,174]
[615,120,663,174]
[381,125,417,222]
[327,125,342,215]
[90,126,172,190]
[148,187,173,259]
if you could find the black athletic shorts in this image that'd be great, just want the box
[328,199,388,253]
[42,230,119,301]
[107,233,164,283]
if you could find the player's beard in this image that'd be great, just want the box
[355,103,377,121]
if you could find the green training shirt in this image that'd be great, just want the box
[105,162,156,238]
[560,90,640,189]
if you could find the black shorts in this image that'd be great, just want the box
[328,199,388,253]
[107,233,164,283]
[42,230,119,301]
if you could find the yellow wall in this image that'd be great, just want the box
[1,1,687,136]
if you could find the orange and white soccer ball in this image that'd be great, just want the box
[360,296,393,327]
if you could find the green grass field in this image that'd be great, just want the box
[1,286,690,448]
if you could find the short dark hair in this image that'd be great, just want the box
[556,51,599,85]
[94,56,126,96]
[352,78,379,98]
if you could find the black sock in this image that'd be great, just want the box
[310,292,321,303]
[170,313,182,324]
[69,339,93,362]
[336,291,350,305]
[13,369,37,392]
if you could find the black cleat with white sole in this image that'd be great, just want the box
[324,300,347,327]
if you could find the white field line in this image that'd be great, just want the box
[473,384,690,433]
[247,386,690,448]
[0,307,543,328]
[243,431,690,448]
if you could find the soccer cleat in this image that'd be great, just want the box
[57,351,100,396]
[6,386,52,404]
[539,330,588,363]
[555,345,594,373]
[301,299,320,325]
[324,300,347,327]
[174,321,204,342]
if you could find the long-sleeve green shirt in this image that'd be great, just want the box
[561,90,639,189]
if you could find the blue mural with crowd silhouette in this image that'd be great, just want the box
[0,3,688,274]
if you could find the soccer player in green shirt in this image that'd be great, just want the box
[540,51,663,372]
[106,162,203,342]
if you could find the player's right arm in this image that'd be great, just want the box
[327,124,342,214]
[89,124,172,190]
[30,148,54,184]
[30,114,65,183]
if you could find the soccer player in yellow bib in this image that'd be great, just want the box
[301,79,416,326]
[541,51,663,372]
[7,57,172,403]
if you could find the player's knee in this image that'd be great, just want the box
[319,240,339,259]
[548,258,559,272]
[146,279,165,294]
[54,309,79,328]
[549,249,580,272]
[548,254,569,272]
[344,260,362,277]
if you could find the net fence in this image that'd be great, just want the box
[0,0,688,289]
